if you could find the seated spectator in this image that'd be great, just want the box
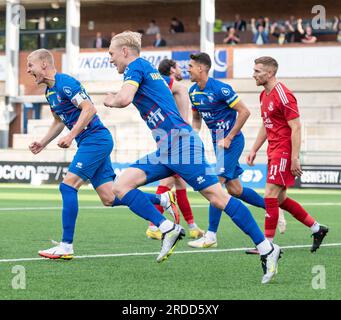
[153,33,167,47]
[170,17,185,33]
[333,16,341,42]
[270,22,292,45]
[234,14,247,31]
[223,27,240,45]
[251,17,270,45]
[297,20,317,44]
[287,18,307,42]
[146,20,160,35]
[283,18,296,42]
[256,16,266,28]
[93,32,110,48]
[301,25,317,43]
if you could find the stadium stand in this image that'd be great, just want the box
[1,0,341,167]
[7,77,341,166]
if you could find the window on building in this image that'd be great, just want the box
[20,8,66,50]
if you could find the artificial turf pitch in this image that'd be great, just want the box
[0,184,340,300]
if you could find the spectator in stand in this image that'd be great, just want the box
[146,20,160,35]
[234,14,247,31]
[333,16,341,42]
[270,22,293,45]
[251,17,270,45]
[153,33,167,47]
[286,18,306,43]
[170,17,185,33]
[297,20,317,44]
[223,27,240,45]
[284,17,296,42]
[93,32,110,48]
[256,16,266,28]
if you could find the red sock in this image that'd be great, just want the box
[149,185,170,227]
[176,189,194,224]
[280,197,315,227]
[264,198,279,239]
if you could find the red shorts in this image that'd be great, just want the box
[266,155,295,187]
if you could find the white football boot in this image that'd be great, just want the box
[38,241,74,260]
[156,224,185,263]
[260,243,282,284]
[188,233,217,248]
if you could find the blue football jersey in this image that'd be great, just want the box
[45,73,108,144]
[189,77,241,143]
[123,58,192,145]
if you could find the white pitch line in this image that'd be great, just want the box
[0,202,341,212]
[0,243,340,263]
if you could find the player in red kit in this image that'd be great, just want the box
[247,56,328,252]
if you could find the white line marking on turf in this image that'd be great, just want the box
[0,243,340,263]
[0,202,341,212]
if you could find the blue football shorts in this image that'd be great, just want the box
[68,132,116,189]
[130,129,218,191]
[214,133,244,182]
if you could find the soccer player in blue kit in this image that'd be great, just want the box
[187,53,287,253]
[27,49,178,260]
[104,31,282,283]
[145,59,204,241]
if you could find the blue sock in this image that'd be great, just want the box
[224,197,265,245]
[121,189,166,227]
[238,187,265,209]
[208,204,222,233]
[112,196,123,207]
[145,193,161,205]
[112,193,161,207]
[60,183,79,244]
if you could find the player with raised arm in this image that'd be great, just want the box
[145,59,204,241]
[186,52,281,250]
[248,56,328,252]
[27,49,179,260]
[104,31,282,283]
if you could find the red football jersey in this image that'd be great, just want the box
[260,82,300,158]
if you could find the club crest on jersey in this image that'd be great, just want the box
[221,87,230,96]
[63,86,72,97]
[268,101,274,111]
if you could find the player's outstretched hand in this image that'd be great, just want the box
[29,141,44,154]
[246,150,257,166]
[291,158,303,177]
[57,134,74,148]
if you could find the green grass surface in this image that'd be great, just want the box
[0,184,340,300]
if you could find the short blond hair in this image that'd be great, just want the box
[28,48,54,65]
[111,31,142,53]
[254,56,278,74]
